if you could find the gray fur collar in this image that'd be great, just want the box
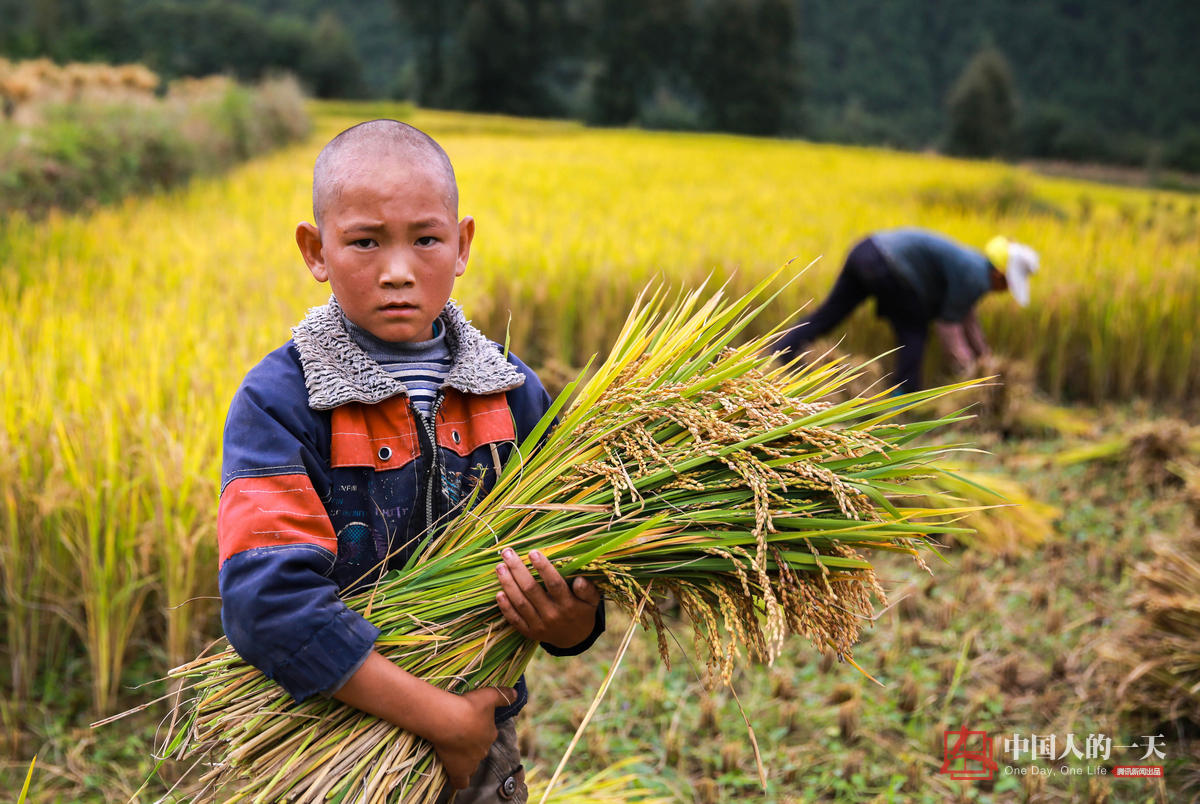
[292,296,525,410]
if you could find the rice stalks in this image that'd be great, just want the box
[1056,418,1200,490]
[936,355,1097,439]
[913,466,1060,556]
[1093,531,1200,727]
[136,275,982,801]
[526,757,673,803]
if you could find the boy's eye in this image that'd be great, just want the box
[351,238,377,248]
[415,236,438,247]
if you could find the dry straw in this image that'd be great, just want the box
[133,274,980,801]
[1093,531,1200,727]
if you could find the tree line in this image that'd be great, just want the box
[2,0,1198,172]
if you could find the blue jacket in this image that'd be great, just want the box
[218,297,603,718]
[871,228,993,322]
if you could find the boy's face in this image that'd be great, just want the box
[296,157,473,343]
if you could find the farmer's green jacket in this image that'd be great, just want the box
[217,297,603,716]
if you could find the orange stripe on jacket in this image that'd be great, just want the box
[436,389,516,457]
[218,474,337,566]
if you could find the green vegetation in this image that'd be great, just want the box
[944,46,1018,159]
[2,1,1198,171]
[0,63,310,218]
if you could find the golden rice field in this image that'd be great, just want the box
[2,100,1199,801]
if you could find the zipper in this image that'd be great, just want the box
[414,391,446,535]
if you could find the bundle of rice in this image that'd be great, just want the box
[934,355,1096,439]
[1095,531,1200,726]
[150,277,978,802]
[913,466,1059,556]
[787,341,891,404]
[1055,418,1200,490]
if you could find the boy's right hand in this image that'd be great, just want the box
[331,652,517,791]
[433,686,517,790]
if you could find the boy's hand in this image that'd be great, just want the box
[495,548,601,649]
[433,685,517,790]
[332,652,514,791]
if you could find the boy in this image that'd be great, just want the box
[217,120,604,803]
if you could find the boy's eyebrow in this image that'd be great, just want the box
[409,217,451,230]
[339,220,386,234]
[338,218,451,235]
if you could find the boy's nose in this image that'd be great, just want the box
[378,251,416,286]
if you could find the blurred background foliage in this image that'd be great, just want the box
[1,0,1198,176]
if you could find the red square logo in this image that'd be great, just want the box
[940,728,999,780]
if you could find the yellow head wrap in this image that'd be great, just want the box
[985,235,1010,271]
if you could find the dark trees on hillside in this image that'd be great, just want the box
[5,0,1198,166]
[0,0,368,98]
[456,0,552,116]
[392,0,462,109]
[396,0,801,135]
[695,0,800,136]
[586,0,698,127]
[944,45,1017,158]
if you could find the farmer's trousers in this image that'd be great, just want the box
[436,718,527,804]
[776,237,930,393]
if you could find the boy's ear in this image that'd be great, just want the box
[296,222,329,283]
[455,216,475,278]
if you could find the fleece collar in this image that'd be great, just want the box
[291,296,525,410]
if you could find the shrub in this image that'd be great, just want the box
[0,66,309,219]
[637,83,704,131]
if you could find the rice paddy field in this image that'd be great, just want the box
[2,100,1199,802]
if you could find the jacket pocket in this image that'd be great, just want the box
[330,398,421,471]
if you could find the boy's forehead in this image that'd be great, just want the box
[329,144,443,187]
[317,145,457,222]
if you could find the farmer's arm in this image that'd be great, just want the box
[333,654,516,790]
[496,548,604,652]
[961,309,990,359]
[934,321,977,374]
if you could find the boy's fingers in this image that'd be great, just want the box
[571,576,602,606]
[496,591,533,635]
[496,562,545,624]
[529,550,571,599]
[478,685,519,710]
[499,549,551,609]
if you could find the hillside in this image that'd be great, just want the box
[2,0,1197,164]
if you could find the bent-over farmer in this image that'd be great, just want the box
[776,228,1039,393]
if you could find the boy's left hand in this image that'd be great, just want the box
[495,548,601,650]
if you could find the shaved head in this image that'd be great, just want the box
[312,119,458,229]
